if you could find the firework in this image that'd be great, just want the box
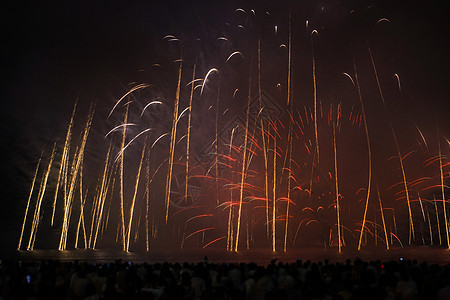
[17,152,42,250]
[352,53,373,251]
[17,5,449,254]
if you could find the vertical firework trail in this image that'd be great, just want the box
[257,36,270,240]
[283,11,293,252]
[333,110,341,252]
[434,198,442,245]
[125,138,147,252]
[377,186,389,250]
[119,105,129,251]
[145,145,151,251]
[367,41,415,243]
[87,163,100,249]
[311,30,320,170]
[51,101,77,226]
[286,12,292,107]
[58,104,94,251]
[185,63,197,206]
[227,127,236,251]
[438,133,450,248]
[165,47,183,224]
[426,204,433,245]
[76,159,89,249]
[284,126,293,252]
[74,168,87,249]
[17,152,42,250]
[235,65,252,252]
[215,77,221,205]
[272,124,277,252]
[27,143,57,250]
[91,142,113,249]
[417,192,426,224]
[352,54,373,251]
[104,174,116,236]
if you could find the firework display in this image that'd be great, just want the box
[16,5,449,254]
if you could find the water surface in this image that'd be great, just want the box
[10,246,450,265]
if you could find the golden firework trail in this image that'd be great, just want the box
[81,161,88,249]
[283,13,293,252]
[227,127,236,251]
[262,123,270,240]
[165,48,183,224]
[51,101,77,226]
[257,36,270,240]
[145,146,151,251]
[284,126,293,252]
[17,152,42,250]
[58,104,94,251]
[352,54,373,251]
[133,210,142,243]
[75,167,87,249]
[88,173,101,248]
[185,63,197,208]
[103,174,116,235]
[286,12,292,107]
[214,76,221,205]
[234,70,252,252]
[377,186,389,250]
[438,134,450,248]
[311,30,320,168]
[426,204,433,245]
[434,198,442,245]
[417,191,426,222]
[102,160,117,237]
[125,138,147,252]
[119,105,129,251]
[333,112,342,252]
[27,142,57,251]
[59,155,78,249]
[367,41,415,243]
[91,142,113,249]
[99,173,114,242]
[272,128,277,252]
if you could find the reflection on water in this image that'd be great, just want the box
[10,246,450,265]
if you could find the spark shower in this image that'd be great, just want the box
[17,5,450,254]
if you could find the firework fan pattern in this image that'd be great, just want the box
[15,3,450,253]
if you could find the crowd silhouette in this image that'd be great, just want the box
[0,256,449,299]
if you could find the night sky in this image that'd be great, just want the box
[2,0,449,252]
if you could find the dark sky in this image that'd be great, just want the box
[1,0,449,251]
